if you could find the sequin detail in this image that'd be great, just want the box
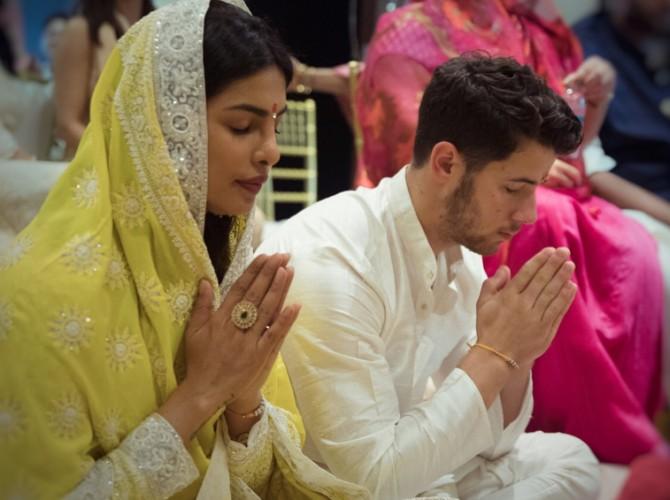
[72,168,100,208]
[112,183,146,229]
[0,397,26,442]
[166,280,195,324]
[0,235,32,270]
[105,247,130,290]
[106,328,142,372]
[49,307,93,352]
[47,392,86,439]
[61,233,105,275]
[97,408,127,449]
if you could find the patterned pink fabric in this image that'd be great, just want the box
[355,0,664,463]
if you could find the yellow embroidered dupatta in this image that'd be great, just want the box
[0,0,303,497]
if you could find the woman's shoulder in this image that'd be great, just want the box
[58,16,94,57]
[63,16,91,40]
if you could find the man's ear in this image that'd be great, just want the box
[429,141,461,179]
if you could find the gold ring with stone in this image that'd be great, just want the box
[231,300,258,330]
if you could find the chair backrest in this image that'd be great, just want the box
[257,98,317,221]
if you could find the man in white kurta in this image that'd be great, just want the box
[259,56,600,500]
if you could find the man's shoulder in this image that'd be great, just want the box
[261,188,388,256]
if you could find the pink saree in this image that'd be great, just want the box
[355,0,664,463]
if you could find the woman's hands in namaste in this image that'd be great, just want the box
[159,253,300,443]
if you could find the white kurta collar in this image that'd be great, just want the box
[387,166,465,288]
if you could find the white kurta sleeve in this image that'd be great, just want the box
[462,257,534,461]
[64,413,199,499]
[280,248,502,500]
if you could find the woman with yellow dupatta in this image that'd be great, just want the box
[0,0,369,498]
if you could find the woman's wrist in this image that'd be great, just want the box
[157,381,221,444]
[225,391,262,414]
[223,391,264,442]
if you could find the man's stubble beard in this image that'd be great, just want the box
[441,172,501,256]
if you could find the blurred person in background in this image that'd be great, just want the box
[575,0,670,202]
[54,0,154,158]
[39,12,69,81]
[0,0,32,75]
[576,1,670,413]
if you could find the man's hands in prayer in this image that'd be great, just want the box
[459,248,576,410]
[476,247,576,366]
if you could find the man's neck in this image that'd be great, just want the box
[406,167,454,256]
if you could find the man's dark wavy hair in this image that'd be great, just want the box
[412,53,582,170]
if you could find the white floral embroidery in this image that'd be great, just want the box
[49,307,93,352]
[105,246,130,290]
[106,328,142,372]
[72,168,100,208]
[166,280,195,324]
[136,273,164,312]
[47,392,86,439]
[61,233,105,275]
[169,63,199,100]
[0,235,32,270]
[121,414,199,497]
[63,457,114,500]
[97,408,127,448]
[0,397,26,442]
[146,341,168,395]
[0,298,13,341]
[112,183,146,229]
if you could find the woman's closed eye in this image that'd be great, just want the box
[230,125,251,135]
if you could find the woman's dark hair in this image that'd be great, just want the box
[203,1,293,97]
[413,53,582,171]
[77,0,154,45]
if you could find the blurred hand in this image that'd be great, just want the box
[544,159,582,188]
[563,56,616,107]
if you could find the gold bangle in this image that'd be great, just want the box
[468,343,520,369]
[224,398,266,419]
[295,63,313,95]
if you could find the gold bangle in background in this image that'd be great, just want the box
[467,342,520,369]
[295,62,313,95]
[349,60,364,157]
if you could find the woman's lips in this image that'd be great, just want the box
[236,176,267,195]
